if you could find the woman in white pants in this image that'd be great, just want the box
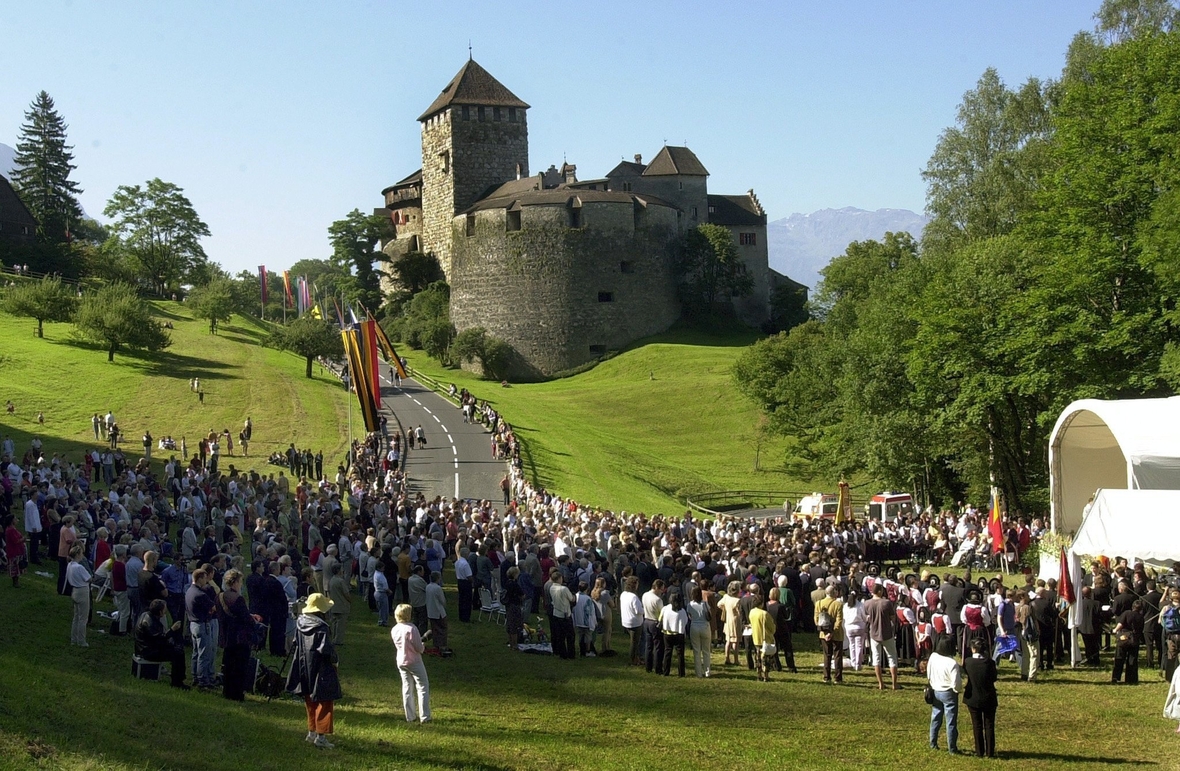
[66,545,92,646]
[687,585,713,677]
[391,603,431,722]
[843,589,868,671]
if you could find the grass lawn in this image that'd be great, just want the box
[406,326,807,514]
[0,570,1176,771]
[0,301,351,477]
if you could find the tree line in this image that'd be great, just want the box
[734,1,1180,515]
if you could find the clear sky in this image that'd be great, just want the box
[2,1,1101,275]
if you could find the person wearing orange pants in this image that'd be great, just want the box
[286,593,343,749]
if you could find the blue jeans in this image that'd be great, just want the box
[929,689,959,751]
[190,621,215,685]
[377,592,390,625]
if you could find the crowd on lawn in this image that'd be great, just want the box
[3,380,1180,755]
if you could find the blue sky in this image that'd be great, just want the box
[2,1,1101,275]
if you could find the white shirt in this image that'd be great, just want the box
[641,590,664,622]
[24,499,41,532]
[620,590,643,629]
[454,558,473,581]
[659,605,689,634]
[66,560,91,589]
[927,652,961,693]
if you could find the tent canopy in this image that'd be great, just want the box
[1049,396,1180,533]
[1069,488,1180,564]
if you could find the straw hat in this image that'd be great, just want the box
[303,593,334,615]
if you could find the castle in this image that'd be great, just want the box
[378,59,799,378]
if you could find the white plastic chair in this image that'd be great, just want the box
[478,587,505,625]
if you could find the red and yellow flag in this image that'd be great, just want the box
[988,489,1004,554]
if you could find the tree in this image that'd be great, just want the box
[392,281,454,364]
[677,223,754,313]
[387,251,444,295]
[266,316,343,378]
[452,326,514,379]
[764,282,809,334]
[328,210,393,312]
[187,277,237,333]
[0,276,77,337]
[103,178,211,294]
[10,91,83,245]
[1094,0,1179,43]
[74,284,170,361]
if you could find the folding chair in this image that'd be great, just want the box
[478,587,505,625]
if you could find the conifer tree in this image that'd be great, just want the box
[10,91,83,243]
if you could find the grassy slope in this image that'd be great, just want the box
[0,302,351,475]
[407,326,802,513]
[1,573,1176,771]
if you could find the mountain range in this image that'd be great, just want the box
[768,206,929,290]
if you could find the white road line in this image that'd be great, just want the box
[447,434,453,443]
[452,446,457,456]
[423,407,432,415]
[440,424,447,432]
[454,472,459,498]
[412,398,421,405]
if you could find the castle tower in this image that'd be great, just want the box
[419,59,530,279]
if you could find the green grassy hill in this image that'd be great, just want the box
[407,326,805,513]
[0,301,351,474]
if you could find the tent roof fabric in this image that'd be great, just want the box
[1070,488,1180,564]
[1049,396,1180,533]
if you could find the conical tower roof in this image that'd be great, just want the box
[418,59,530,121]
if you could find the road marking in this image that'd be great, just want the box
[423,407,432,415]
[412,398,421,405]
[447,434,453,443]
[440,424,447,432]
[452,446,457,456]
[433,415,441,423]
[454,472,459,498]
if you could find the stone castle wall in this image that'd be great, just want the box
[450,200,681,379]
[420,107,528,280]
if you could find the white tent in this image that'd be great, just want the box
[1049,396,1180,533]
[1065,487,1180,665]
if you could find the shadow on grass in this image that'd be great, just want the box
[995,750,1155,765]
[50,338,239,380]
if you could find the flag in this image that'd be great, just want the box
[1058,547,1075,604]
[360,319,382,409]
[258,266,268,305]
[362,304,408,379]
[282,271,293,309]
[341,328,380,432]
[333,298,346,329]
[835,480,851,525]
[988,488,1004,554]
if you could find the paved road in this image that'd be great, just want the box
[375,364,504,504]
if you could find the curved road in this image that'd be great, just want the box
[376,364,504,504]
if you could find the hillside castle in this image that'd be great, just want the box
[377,59,800,378]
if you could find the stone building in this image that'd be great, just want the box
[378,59,799,378]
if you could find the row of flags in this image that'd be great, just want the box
[259,266,409,433]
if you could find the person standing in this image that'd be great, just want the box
[864,583,900,690]
[391,603,430,723]
[22,492,42,565]
[687,585,712,678]
[4,515,26,587]
[327,563,351,646]
[185,567,218,688]
[1112,599,1146,685]
[92,414,101,441]
[1075,586,1102,667]
[56,515,78,596]
[963,637,998,758]
[815,584,845,684]
[659,590,689,677]
[927,637,962,754]
[217,569,253,701]
[1162,589,1180,682]
[287,593,343,749]
[748,592,776,682]
[620,576,644,666]
[1165,655,1180,734]
[549,572,576,660]
[454,547,473,623]
[425,571,450,655]
[1142,581,1163,671]
[1016,591,1039,681]
[641,579,666,672]
[66,545,92,647]
[373,561,392,626]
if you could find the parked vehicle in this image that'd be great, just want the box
[792,493,839,521]
[867,492,914,523]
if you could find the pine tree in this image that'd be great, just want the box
[10,91,83,244]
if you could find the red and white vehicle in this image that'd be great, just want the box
[867,492,915,523]
[792,493,839,521]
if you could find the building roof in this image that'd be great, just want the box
[641,146,709,177]
[708,194,765,227]
[381,168,423,196]
[605,160,647,178]
[0,175,37,228]
[418,59,530,121]
[462,184,678,215]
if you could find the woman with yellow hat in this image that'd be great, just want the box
[286,592,343,749]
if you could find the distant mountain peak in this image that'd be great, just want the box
[769,206,929,290]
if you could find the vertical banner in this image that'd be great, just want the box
[364,305,407,379]
[258,265,268,306]
[988,488,1004,553]
[835,479,851,525]
[361,319,382,409]
[341,328,379,432]
[282,271,293,309]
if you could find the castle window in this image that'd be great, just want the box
[708,205,715,213]
[506,209,521,232]
[466,214,476,237]
[508,107,517,122]
[679,181,684,190]
[440,151,450,174]
[619,261,634,274]
[494,107,501,121]
[622,182,632,191]
[692,207,698,219]
[569,207,582,228]
[598,291,614,303]
[478,106,486,121]
[739,232,757,246]
[589,344,607,355]
[462,106,470,120]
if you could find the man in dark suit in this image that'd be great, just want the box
[963,637,998,758]
[1032,586,1058,670]
[1141,580,1163,669]
[1076,586,1102,667]
[1110,579,1136,618]
[940,575,967,655]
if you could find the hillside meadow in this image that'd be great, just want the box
[0,301,352,476]
[405,325,808,514]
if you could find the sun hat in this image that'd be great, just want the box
[303,593,334,614]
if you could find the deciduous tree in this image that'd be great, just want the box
[74,284,170,361]
[0,276,76,337]
[266,316,343,378]
[103,179,211,295]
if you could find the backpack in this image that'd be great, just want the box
[817,607,834,633]
[1163,606,1180,635]
[1021,612,1039,643]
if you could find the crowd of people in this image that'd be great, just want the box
[2,376,1180,755]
